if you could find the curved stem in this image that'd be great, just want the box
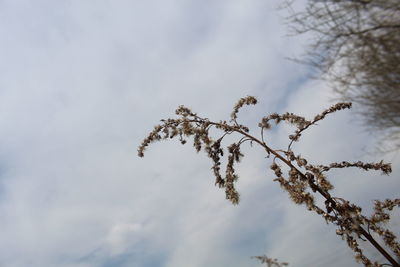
[201,121,399,267]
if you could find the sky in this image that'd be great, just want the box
[0,1,399,267]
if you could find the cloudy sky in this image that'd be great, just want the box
[0,1,399,266]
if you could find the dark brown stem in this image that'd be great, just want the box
[267,147,399,266]
[203,121,400,267]
[264,143,400,266]
[359,227,400,267]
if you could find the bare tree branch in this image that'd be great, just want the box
[284,0,400,151]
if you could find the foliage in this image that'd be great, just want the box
[138,96,400,266]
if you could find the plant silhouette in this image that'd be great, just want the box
[139,96,399,266]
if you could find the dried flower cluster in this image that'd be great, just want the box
[252,255,289,267]
[138,96,399,267]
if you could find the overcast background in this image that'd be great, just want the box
[0,1,399,266]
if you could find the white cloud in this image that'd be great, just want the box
[107,223,142,255]
[0,0,397,267]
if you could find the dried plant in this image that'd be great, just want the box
[138,96,400,267]
[252,255,289,267]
